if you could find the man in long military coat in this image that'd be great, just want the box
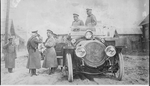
[3,36,17,73]
[42,29,58,75]
[85,8,97,26]
[26,30,42,76]
[72,13,84,27]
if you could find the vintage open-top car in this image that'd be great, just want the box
[55,26,124,82]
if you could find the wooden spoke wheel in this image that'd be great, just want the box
[65,53,73,82]
[115,53,124,81]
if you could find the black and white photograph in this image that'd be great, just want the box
[1,0,149,85]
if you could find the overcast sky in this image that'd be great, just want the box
[1,0,149,41]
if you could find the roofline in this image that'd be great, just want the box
[139,22,149,26]
[139,14,149,26]
[118,34,142,36]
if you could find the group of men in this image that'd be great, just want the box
[3,29,58,76]
[27,30,58,76]
[3,8,97,76]
[72,8,97,27]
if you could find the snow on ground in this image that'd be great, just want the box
[1,50,149,85]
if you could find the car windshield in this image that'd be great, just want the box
[71,26,96,32]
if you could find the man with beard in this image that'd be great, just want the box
[72,13,84,26]
[42,29,58,75]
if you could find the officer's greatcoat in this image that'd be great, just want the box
[26,36,41,69]
[3,43,17,68]
[42,36,58,68]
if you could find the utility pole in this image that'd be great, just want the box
[4,0,10,44]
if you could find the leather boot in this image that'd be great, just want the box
[34,69,37,76]
[10,68,13,73]
[51,68,55,74]
[8,68,11,73]
[48,68,52,75]
[8,68,10,73]
[8,68,13,73]
[30,69,33,76]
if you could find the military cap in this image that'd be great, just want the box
[86,8,92,11]
[73,13,79,17]
[8,36,13,40]
[32,30,38,33]
[47,29,53,34]
[47,29,51,31]
[47,29,53,32]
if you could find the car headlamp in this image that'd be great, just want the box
[75,47,86,58]
[85,31,93,39]
[105,45,116,57]
[71,39,76,44]
[100,38,105,43]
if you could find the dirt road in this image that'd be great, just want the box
[1,50,149,85]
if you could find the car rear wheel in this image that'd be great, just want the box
[66,53,73,82]
[115,53,124,81]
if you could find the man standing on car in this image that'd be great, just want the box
[72,13,84,26]
[26,30,42,76]
[85,8,97,26]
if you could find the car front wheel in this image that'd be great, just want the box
[115,53,124,81]
[66,53,73,82]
